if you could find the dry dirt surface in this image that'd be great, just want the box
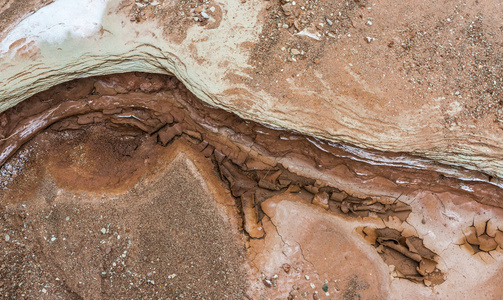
[0,127,249,299]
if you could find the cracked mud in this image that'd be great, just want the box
[2,73,503,299]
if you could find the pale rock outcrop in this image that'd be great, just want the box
[1,0,503,179]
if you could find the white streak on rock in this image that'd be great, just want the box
[0,0,109,55]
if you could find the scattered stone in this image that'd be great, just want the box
[263,279,273,288]
[282,263,291,273]
[287,184,301,193]
[322,284,329,292]
[291,49,301,55]
[305,275,310,280]
[271,274,278,287]
[100,228,107,234]
[4,234,10,242]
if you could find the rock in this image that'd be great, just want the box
[282,263,291,273]
[157,123,184,146]
[330,191,347,202]
[4,234,10,242]
[312,191,329,210]
[287,184,301,193]
[363,227,378,244]
[241,193,264,238]
[263,279,272,287]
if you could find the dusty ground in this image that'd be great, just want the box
[0,127,248,299]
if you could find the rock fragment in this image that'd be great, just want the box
[241,192,264,238]
[312,191,329,210]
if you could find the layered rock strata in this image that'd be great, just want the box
[1,0,503,180]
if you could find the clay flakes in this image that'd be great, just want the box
[312,191,329,210]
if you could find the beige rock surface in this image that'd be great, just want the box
[1,0,503,179]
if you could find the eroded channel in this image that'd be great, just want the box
[1,73,503,299]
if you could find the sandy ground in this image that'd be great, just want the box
[0,127,248,299]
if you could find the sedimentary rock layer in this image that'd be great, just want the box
[1,0,503,179]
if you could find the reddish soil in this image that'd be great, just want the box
[1,127,248,299]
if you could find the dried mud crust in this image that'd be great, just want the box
[248,0,503,126]
[2,72,503,298]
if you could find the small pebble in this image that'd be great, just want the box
[282,263,291,273]
[4,234,10,242]
[263,279,273,287]
[101,228,106,234]
[305,275,310,280]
